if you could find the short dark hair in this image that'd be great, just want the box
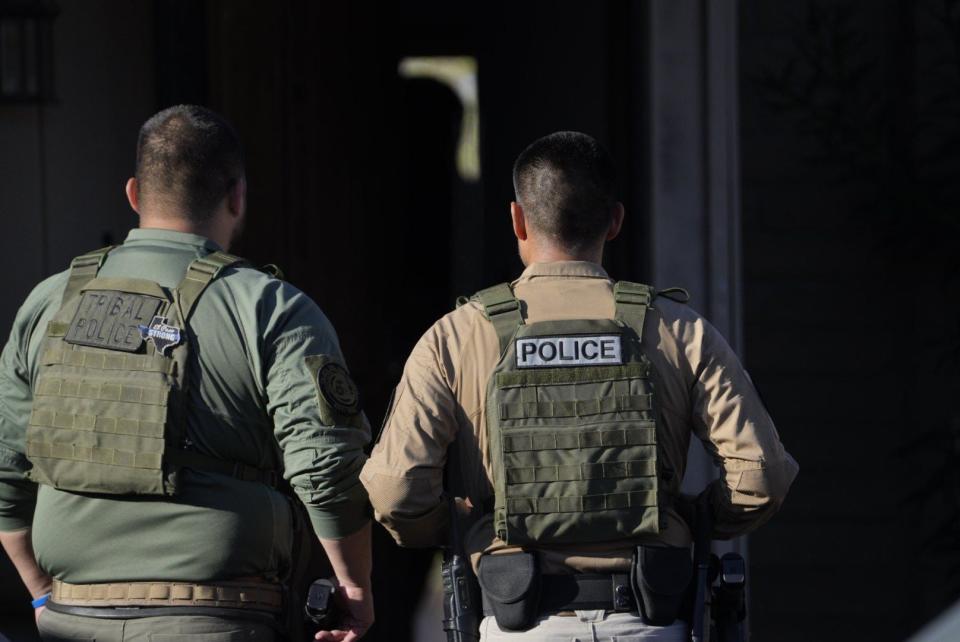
[512,131,617,250]
[135,105,244,221]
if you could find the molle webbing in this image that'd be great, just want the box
[52,579,283,612]
[476,283,524,353]
[26,248,274,495]
[499,394,652,420]
[40,344,176,374]
[482,281,663,546]
[34,376,169,406]
[495,362,651,387]
[506,489,658,516]
[501,423,655,453]
[492,358,661,544]
[505,459,657,484]
[29,404,165,438]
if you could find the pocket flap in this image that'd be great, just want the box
[637,545,692,596]
[478,552,537,604]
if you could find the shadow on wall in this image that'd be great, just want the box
[740,0,960,639]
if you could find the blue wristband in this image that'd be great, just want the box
[31,593,50,608]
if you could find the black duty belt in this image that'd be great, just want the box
[482,573,636,616]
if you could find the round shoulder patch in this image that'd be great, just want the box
[317,363,360,415]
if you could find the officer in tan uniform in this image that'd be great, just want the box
[0,106,372,642]
[361,131,798,640]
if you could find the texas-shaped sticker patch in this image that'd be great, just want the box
[138,316,183,355]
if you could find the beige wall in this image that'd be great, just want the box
[0,0,156,335]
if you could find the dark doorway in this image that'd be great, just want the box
[156,2,647,639]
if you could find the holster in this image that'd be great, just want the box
[477,551,541,631]
[281,493,313,641]
[631,544,693,626]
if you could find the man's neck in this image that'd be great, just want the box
[524,243,603,266]
[138,217,206,236]
[138,215,223,248]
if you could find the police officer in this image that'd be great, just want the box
[361,132,799,640]
[0,106,373,642]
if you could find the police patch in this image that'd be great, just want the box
[516,334,623,368]
[65,291,163,353]
[317,363,360,415]
[137,316,183,355]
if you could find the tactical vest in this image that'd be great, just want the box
[26,246,275,496]
[476,281,664,546]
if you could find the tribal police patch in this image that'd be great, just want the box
[65,291,163,353]
[137,316,183,355]
[317,363,360,415]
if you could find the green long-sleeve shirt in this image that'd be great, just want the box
[0,228,369,583]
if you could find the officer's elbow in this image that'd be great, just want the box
[361,469,445,548]
[372,504,446,548]
[715,455,799,537]
[727,453,798,506]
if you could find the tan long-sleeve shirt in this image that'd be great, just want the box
[361,261,798,573]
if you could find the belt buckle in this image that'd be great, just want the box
[612,579,634,612]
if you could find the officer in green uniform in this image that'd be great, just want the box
[0,105,373,642]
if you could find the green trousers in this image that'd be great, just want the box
[38,608,277,642]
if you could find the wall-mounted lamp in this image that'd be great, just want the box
[0,0,57,103]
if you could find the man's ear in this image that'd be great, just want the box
[227,178,246,218]
[511,201,528,241]
[606,202,625,241]
[125,177,140,214]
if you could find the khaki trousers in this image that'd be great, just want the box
[480,611,688,642]
[37,608,276,642]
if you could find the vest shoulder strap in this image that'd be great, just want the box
[613,280,654,338]
[177,251,247,322]
[656,286,691,303]
[475,282,524,353]
[258,263,285,280]
[62,246,116,305]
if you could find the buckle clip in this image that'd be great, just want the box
[486,298,520,317]
[612,576,634,611]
